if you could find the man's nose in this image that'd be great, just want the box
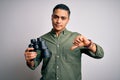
[57,18,61,23]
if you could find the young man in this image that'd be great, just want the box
[24,4,104,80]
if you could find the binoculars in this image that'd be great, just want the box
[28,38,50,58]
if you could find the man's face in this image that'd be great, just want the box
[52,9,69,32]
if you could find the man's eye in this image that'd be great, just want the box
[61,17,66,20]
[53,15,58,19]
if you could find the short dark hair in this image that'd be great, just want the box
[53,4,71,16]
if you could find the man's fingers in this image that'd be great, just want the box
[70,45,78,50]
[25,48,34,52]
[71,35,87,50]
[74,35,84,43]
[24,49,37,61]
[25,54,36,60]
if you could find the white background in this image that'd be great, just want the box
[0,0,120,80]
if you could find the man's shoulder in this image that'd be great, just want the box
[40,31,51,38]
[68,30,81,36]
[39,29,81,38]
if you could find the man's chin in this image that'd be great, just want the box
[54,28,62,31]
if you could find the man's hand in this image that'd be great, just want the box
[70,35,91,50]
[70,35,96,53]
[24,48,37,61]
[24,48,37,67]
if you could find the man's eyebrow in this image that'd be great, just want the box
[53,14,58,17]
[54,15,66,17]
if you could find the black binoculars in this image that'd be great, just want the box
[28,38,50,58]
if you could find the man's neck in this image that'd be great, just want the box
[54,28,66,37]
[55,31,61,37]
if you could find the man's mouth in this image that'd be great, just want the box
[55,24,62,27]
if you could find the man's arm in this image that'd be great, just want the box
[84,39,96,53]
[71,35,104,58]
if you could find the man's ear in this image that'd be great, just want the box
[67,17,70,23]
[51,14,53,20]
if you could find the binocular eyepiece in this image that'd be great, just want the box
[28,38,50,58]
